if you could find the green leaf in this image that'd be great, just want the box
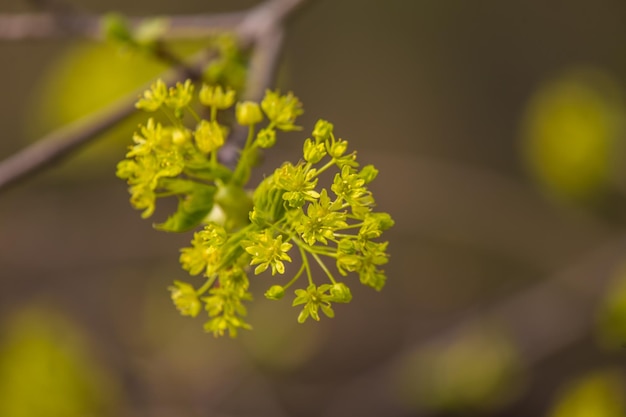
[154,184,216,232]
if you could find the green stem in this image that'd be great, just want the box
[160,107,179,126]
[158,177,199,191]
[183,171,215,183]
[271,220,295,237]
[298,244,314,286]
[214,224,255,272]
[309,251,337,284]
[197,274,218,296]
[291,235,334,255]
[231,126,256,184]
[186,105,201,123]
[335,225,364,233]
[334,231,362,238]
[284,262,306,290]
[292,236,338,280]
[312,158,336,177]
[154,191,182,198]
[243,125,255,151]
[301,244,338,257]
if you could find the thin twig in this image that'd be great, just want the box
[0,0,312,192]
[0,0,310,42]
[244,27,286,102]
[396,233,626,366]
[0,50,214,191]
[237,0,308,40]
[0,12,247,41]
[218,0,306,162]
[26,0,81,14]
[219,26,286,163]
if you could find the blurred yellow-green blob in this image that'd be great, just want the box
[548,370,626,417]
[27,40,210,179]
[596,264,626,350]
[393,324,524,413]
[521,69,625,202]
[0,307,119,417]
[28,42,168,177]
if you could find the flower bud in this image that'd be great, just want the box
[327,139,348,158]
[256,128,276,148]
[330,282,352,303]
[166,80,194,110]
[169,281,201,317]
[358,164,379,184]
[265,285,286,300]
[236,101,263,126]
[312,119,334,142]
[195,120,224,153]
[261,90,303,131]
[199,223,227,246]
[136,79,168,111]
[171,127,191,145]
[338,238,357,254]
[303,138,326,163]
[337,254,361,275]
[368,212,395,231]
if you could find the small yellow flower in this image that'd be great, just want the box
[236,101,263,126]
[169,281,201,317]
[199,84,236,109]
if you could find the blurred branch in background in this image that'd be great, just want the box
[0,0,309,192]
[0,12,246,41]
[409,233,626,365]
[380,234,626,416]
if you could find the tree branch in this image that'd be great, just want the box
[219,26,286,163]
[244,27,286,102]
[0,50,215,191]
[392,234,626,373]
[0,0,312,192]
[0,12,247,41]
[0,0,309,41]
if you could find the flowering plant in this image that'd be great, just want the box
[117,80,393,337]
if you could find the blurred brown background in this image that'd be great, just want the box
[1,0,626,416]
